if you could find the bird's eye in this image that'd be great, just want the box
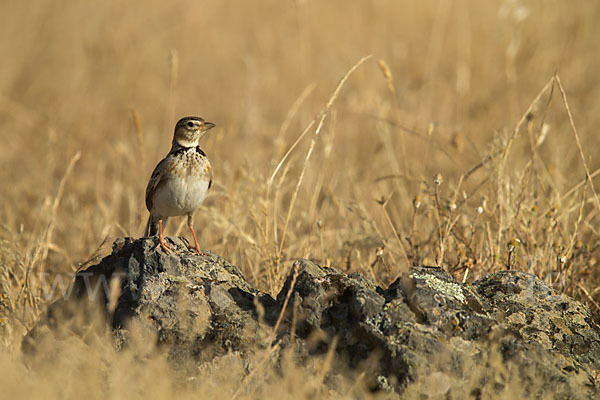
[187,121,194,128]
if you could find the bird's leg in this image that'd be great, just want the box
[157,219,172,253]
[187,214,204,255]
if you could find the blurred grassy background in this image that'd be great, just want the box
[1,0,600,397]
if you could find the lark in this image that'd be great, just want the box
[144,116,215,254]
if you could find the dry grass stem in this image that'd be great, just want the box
[276,55,373,272]
[555,74,600,211]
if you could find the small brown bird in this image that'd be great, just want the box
[144,116,215,254]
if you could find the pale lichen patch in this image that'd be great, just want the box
[410,272,466,303]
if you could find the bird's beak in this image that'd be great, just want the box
[204,122,216,131]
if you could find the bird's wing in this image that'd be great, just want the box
[145,157,169,211]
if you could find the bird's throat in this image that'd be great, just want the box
[173,138,198,148]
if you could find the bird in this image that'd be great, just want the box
[144,116,215,254]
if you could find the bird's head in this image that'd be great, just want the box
[172,116,215,148]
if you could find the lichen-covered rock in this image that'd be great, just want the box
[24,237,275,365]
[276,261,600,397]
[24,237,600,398]
[473,271,600,372]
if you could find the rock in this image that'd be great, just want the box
[24,237,600,398]
[24,237,276,367]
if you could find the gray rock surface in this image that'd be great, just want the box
[24,237,600,398]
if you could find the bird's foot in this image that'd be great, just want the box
[152,236,172,254]
[188,244,206,256]
[180,237,206,256]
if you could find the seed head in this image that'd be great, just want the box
[412,195,422,209]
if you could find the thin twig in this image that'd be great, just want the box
[270,267,299,346]
[231,266,299,400]
[379,192,410,267]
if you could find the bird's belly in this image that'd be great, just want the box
[152,176,209,217]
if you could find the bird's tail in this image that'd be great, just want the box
[144,214,168,237]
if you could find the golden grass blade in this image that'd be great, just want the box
[464,77,555,182]
[555,74,600,211]
[276,55,373,272]
[30,151,82,274]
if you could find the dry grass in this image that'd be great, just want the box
[2,0,600,397]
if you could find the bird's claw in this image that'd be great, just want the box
[153,237,172,253]
[186,243,205,256]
